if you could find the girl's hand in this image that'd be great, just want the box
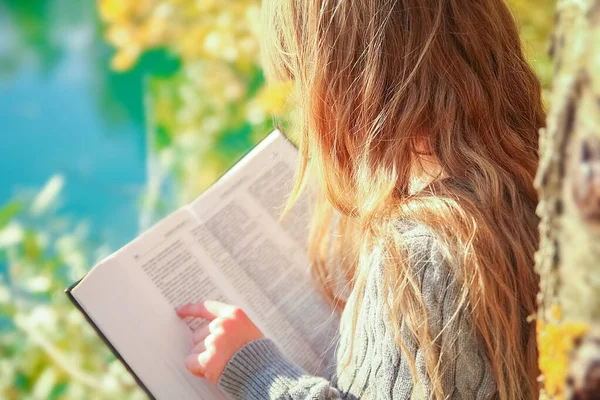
[176,300,264,384]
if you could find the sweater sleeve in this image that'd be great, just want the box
[218,338,343,400]
[218,224,497,400]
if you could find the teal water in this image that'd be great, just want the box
[0,0,154,257]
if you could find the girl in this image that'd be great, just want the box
[177,0,545,398]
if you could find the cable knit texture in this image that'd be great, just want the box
[218,222,497,399]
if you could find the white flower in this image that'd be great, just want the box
[31,175,65,215]
[24,276,51,293]
[247,104,266,125]
[0,222,24,248]
[102,374,121,393]
[203,32,221,55]
[27,306,58,330]
[55,234,77,254]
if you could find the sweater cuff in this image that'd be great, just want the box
[218,338,306,399]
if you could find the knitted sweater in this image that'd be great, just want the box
[218,222,497,399]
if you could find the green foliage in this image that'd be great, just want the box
[0,203,23,229]
[510,0,555,96]
[0,178,146,399]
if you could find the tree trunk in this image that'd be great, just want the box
[535,0,600,399]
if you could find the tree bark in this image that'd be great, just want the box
[535,0,600,399]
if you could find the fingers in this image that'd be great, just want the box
[185,335,208,377]
[176,300,238,321]
[203,300,238,318]
[192,325,210,344]
[192,318,223,344]
[176,302,218,320]
[184,351,212,378]
[184,353,204,377]
[179,301,252,383]
[192,340,206,354]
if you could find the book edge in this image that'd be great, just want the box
[64,284,157,400]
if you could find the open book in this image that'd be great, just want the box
[66,130,339,399]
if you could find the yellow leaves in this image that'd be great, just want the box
[97,0,132,23]
[550,302,562,321]
[245,82,294,126]
[99,0,264,72]
[537,304,590,399]
[103,12,169,71]
[99,0,170,71]
[98,0,158,23]
[178,25,209,62]
[104,24,135,48]
[96,0,297,206]
[195,0,218,13]
[255,81,294,115]
[110,47,140,72]
[140,15,170,47]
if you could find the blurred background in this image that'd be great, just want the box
[0,1,553,399]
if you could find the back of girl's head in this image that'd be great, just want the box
[263,0,542,208]
[262,1,544,399]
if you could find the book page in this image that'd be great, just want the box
[188,131,339,378]
[72,208,229,400]
[71,131,338,399]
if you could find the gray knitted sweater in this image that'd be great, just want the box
[218,223,497,399]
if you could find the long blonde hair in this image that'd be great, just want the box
[262,1,545,399]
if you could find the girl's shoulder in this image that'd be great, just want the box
[391,219,457,290]
[366,220,451,285]
[395,219,443,259]
[396,219,437,240]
